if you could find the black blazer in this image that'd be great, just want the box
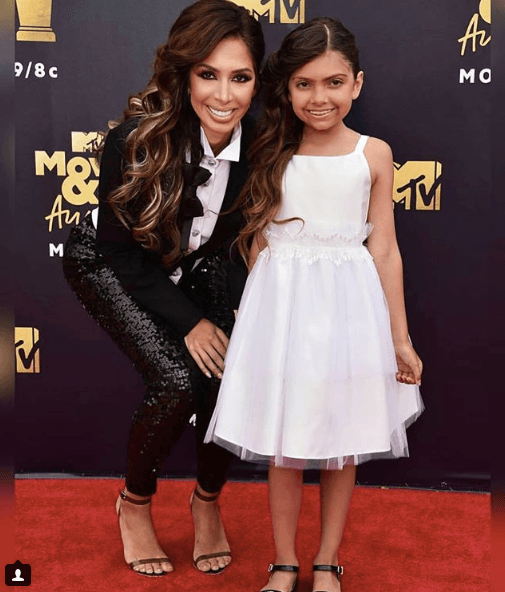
[96,116,253,337]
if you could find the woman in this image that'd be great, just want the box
[62,0,264,577]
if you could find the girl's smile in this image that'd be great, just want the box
[288,50,363,135]
[308,108,335,117]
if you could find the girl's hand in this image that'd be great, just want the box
[184,319,229,379]
[394,342,422,386]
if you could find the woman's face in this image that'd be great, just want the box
[189,37,256,155]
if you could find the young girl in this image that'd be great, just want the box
[205,17,423,592]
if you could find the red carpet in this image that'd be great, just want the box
[14,479,489,591]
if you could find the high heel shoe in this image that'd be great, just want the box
[262,564,299,592]
[189,488,231,575]
[116,489,171,577]
[312,564,344,591]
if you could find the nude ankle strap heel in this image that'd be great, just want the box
[190,487,231,575]
[116,489,171,577]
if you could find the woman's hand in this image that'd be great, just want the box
[184,319,229,379]
[394,342,423,386]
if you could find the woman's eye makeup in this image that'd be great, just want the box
[233,73,253,83]
[195,69,253,83]
[197,70,216,80]
[330,78,343,86]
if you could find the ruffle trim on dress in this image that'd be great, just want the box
[265,221,373,246]
[262,222,374,264]
[261,243,373,265]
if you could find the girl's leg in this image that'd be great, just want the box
[261,465,303,592]
[312,465,356,592]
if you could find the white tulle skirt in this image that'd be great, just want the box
[205,238,423,470]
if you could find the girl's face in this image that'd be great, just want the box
[288,50,363,134]
[189,37,256,154]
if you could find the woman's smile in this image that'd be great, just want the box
[207,106,235,118]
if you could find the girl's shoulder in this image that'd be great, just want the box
[363,136,392,161]
[363,136,393,183]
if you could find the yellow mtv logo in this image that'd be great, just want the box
[15,327,40,373]
[71,132,104,153]
[393,161,442,210]
[232,0,305,24]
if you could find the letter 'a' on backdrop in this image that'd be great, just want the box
[14,0,490,490]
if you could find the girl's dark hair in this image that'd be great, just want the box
[237,17,360,261]
[105,0,265,268]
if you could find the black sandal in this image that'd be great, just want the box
[190,488,231,575]
[116,489,172,577]
[262,564,299,592]
[312,564,344,591]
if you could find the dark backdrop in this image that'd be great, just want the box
[14,0,491,490]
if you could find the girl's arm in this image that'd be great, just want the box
[365,138,422,385]
[248,231,267,271]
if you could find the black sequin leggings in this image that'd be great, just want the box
[62,216,234,497]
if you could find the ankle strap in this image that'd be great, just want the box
[268,564,299,573]
[313,565,343,578]
[193,488,220,502]
[119,489,151,505]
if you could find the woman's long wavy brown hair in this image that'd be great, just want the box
[237,17,360,261]
[102,0,264,268]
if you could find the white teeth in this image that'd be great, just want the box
[208,107,233,117]
[309,109,332,116]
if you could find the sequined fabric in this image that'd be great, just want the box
[62,216,234,496]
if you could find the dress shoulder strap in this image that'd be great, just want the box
[354,135,369,153]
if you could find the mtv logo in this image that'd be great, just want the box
[15,327,40,373]
[71,132,104,153]
[232,0,305,24]
[393,161,442,210]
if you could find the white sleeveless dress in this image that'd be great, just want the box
[205,135,423,469]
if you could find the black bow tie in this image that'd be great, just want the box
[179,162,212,252]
